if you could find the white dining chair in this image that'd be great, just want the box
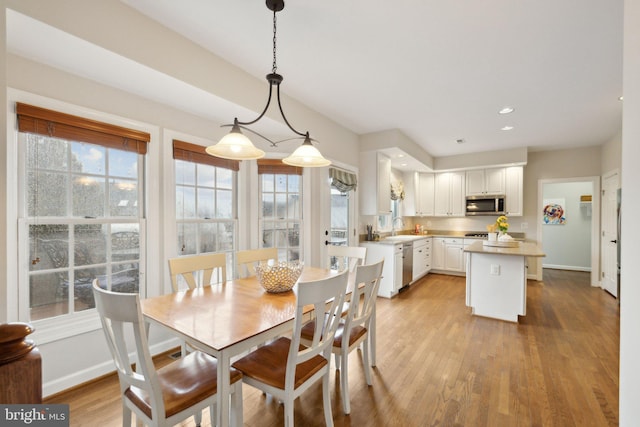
[300,259,384,414]
[328,245,367,274]
[168,252,227,356]
[92,280,243,427]
[231,270,349,427]
[236,247,278,278]
[168,252,227,292]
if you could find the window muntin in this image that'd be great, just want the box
[23,132,143,322]
[260,172,302,262]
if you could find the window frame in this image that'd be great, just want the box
[258,160,304,262]
[173,139,239,281]
[11,95,152,345]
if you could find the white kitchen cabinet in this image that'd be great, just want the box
[434,172,465,217]
[404,172,435,217]
[432,237,464,272]
[361,242,403,298]
[416,173,435,216]
[466,168,505,196]
[412,237,431,280]
[432,237,465,272]
[444,238,464,272]
[504,166,523,216]
[359,151,392,216]
[432,238,445,270]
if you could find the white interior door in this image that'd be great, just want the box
[601,171,619,297]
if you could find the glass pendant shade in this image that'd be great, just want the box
[206,126,265,160]
[282,139,331,167]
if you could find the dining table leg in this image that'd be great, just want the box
[218,353,231,427]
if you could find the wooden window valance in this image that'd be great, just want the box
[173,139,240,171]
[16,103,150,155]
[257,159,302,175]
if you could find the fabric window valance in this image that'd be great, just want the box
[329,168,357,193]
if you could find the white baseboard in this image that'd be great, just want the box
[542,264,591,272]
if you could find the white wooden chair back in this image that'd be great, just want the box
[168,252,227,292]
[286,270,349,391]
[236,247,278,278]
[92,281,166,422]
[328,245,367,273]
[343,258,384,344]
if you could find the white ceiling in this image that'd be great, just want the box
[7,1,624,160]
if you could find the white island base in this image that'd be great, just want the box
[465,241,545,322]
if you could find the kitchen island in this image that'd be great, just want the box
[464,240,545,322]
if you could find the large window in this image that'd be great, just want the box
[173,140,238,279]
[18,103,149,322]
[258,160,302,262]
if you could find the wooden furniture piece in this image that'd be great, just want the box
[328,245,367,273]
[236,247,278,278]
[301,259,384,414]
[0,323,42,404]
[92,281,243,427]
[141,266,337,427]
[168,252,227,291]
[232,270,349,427]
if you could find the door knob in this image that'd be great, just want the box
[610,240,618,243]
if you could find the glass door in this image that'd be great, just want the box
[330,187,350,247]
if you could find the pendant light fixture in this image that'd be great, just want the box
[205,0,331,167]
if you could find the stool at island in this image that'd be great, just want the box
[464,241,545,322]
[0,322,42,404]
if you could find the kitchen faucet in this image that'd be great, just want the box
[392,216,405,236]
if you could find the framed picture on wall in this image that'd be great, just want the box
[543,198,567,225]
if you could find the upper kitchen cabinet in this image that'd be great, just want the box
[466,168,506,196]
[360,151,392,215]
[504,166,523,216]
[404,172,435,216]
[434,172,466,216]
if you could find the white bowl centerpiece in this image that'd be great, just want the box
[255,260,303,293]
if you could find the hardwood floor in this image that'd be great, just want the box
[45,269,619,426]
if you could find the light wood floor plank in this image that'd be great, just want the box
[45,269,619,426]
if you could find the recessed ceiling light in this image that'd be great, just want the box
[499,107,515,114]
[619,96,624,101]
[397,154,405,158]
[501,126,514,131]
[401,163,408,167]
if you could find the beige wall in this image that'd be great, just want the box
[601,130,622,174]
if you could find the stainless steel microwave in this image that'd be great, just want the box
[465,195,506,216]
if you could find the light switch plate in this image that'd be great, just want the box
[490,264,500,275]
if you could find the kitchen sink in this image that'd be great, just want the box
[384,235,423,242]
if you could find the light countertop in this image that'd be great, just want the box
[464,240,545,257]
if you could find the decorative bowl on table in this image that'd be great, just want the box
[255,260,303,293]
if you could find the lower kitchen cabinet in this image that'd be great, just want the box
[432,237,465,273]
[412,238,431,279]
[361,242,403,298]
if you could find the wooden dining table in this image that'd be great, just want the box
[140,266,339,427]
